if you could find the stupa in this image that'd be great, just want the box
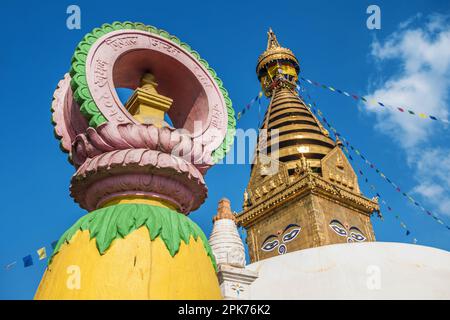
[238,28,379,263]
[209,198,257,299]
[208,29,450,300]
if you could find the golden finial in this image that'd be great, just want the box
[267,27,281,49]
[256,28,300,97]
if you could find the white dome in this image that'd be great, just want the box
[245,242,450,299]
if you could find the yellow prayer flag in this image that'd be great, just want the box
[37,247,47,260]
[419,113,427,118]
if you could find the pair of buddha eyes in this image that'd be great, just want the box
[329,220,366,242]
[261,224,301,253]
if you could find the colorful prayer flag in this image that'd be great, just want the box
[299,77,445,123]
[37,247,47,260]
[23,255,33,267]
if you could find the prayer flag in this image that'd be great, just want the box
[23,255,33,268]
[37,247,47,260]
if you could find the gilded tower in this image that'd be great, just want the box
[236,29,380,263]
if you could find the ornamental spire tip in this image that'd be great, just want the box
[267,28,281,50]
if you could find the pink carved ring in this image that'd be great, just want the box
[55,22,234,162]
[51,23,236,214]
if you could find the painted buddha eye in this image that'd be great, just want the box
[261,239,279,252]
[282,228,301,243]
[349,227,366,242]
[329,220,348,237]
[349,232,366,242]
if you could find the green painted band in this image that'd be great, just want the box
[50,203,217,271]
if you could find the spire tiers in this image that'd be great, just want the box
[258,87,335,176]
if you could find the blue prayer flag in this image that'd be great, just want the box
[23,255,33,268]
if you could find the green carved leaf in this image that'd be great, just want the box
[50,204,217,271]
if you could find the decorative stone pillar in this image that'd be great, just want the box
[35,22,236,300]
[209,199,258,299]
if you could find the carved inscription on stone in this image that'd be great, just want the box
[106,36,138,51]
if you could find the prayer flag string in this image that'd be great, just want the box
[237,92,263,122]
[301,95,417,239]
[3,240,58,271]
[299,77,449,125]
[299,91,450,232]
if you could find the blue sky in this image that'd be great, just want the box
[1,0,450,299]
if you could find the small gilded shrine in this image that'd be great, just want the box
[236,29,380,263]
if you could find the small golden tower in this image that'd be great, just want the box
[236,29,379,263]
[125,73,173,127]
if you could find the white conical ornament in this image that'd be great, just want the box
[209,198,246,268]
[208,198,258,300]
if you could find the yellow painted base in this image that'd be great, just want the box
[34,228,222,300]
[99,195,178,211]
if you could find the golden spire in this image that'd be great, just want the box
[252,30,336,177]
[256,28,300,97]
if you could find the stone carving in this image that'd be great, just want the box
[71,122,213,172]
[51,74,88,155]
[228,247,246,268]
[71,149,207,213]
[83,30,227,153]
[321,147,359,193]
[39,21,234,300]
[49,23,235,216]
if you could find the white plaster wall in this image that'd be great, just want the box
[246,242,450,299]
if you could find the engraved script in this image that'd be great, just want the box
[105,36,138,51]
[94,59,108,87]
[149,38,181,56]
